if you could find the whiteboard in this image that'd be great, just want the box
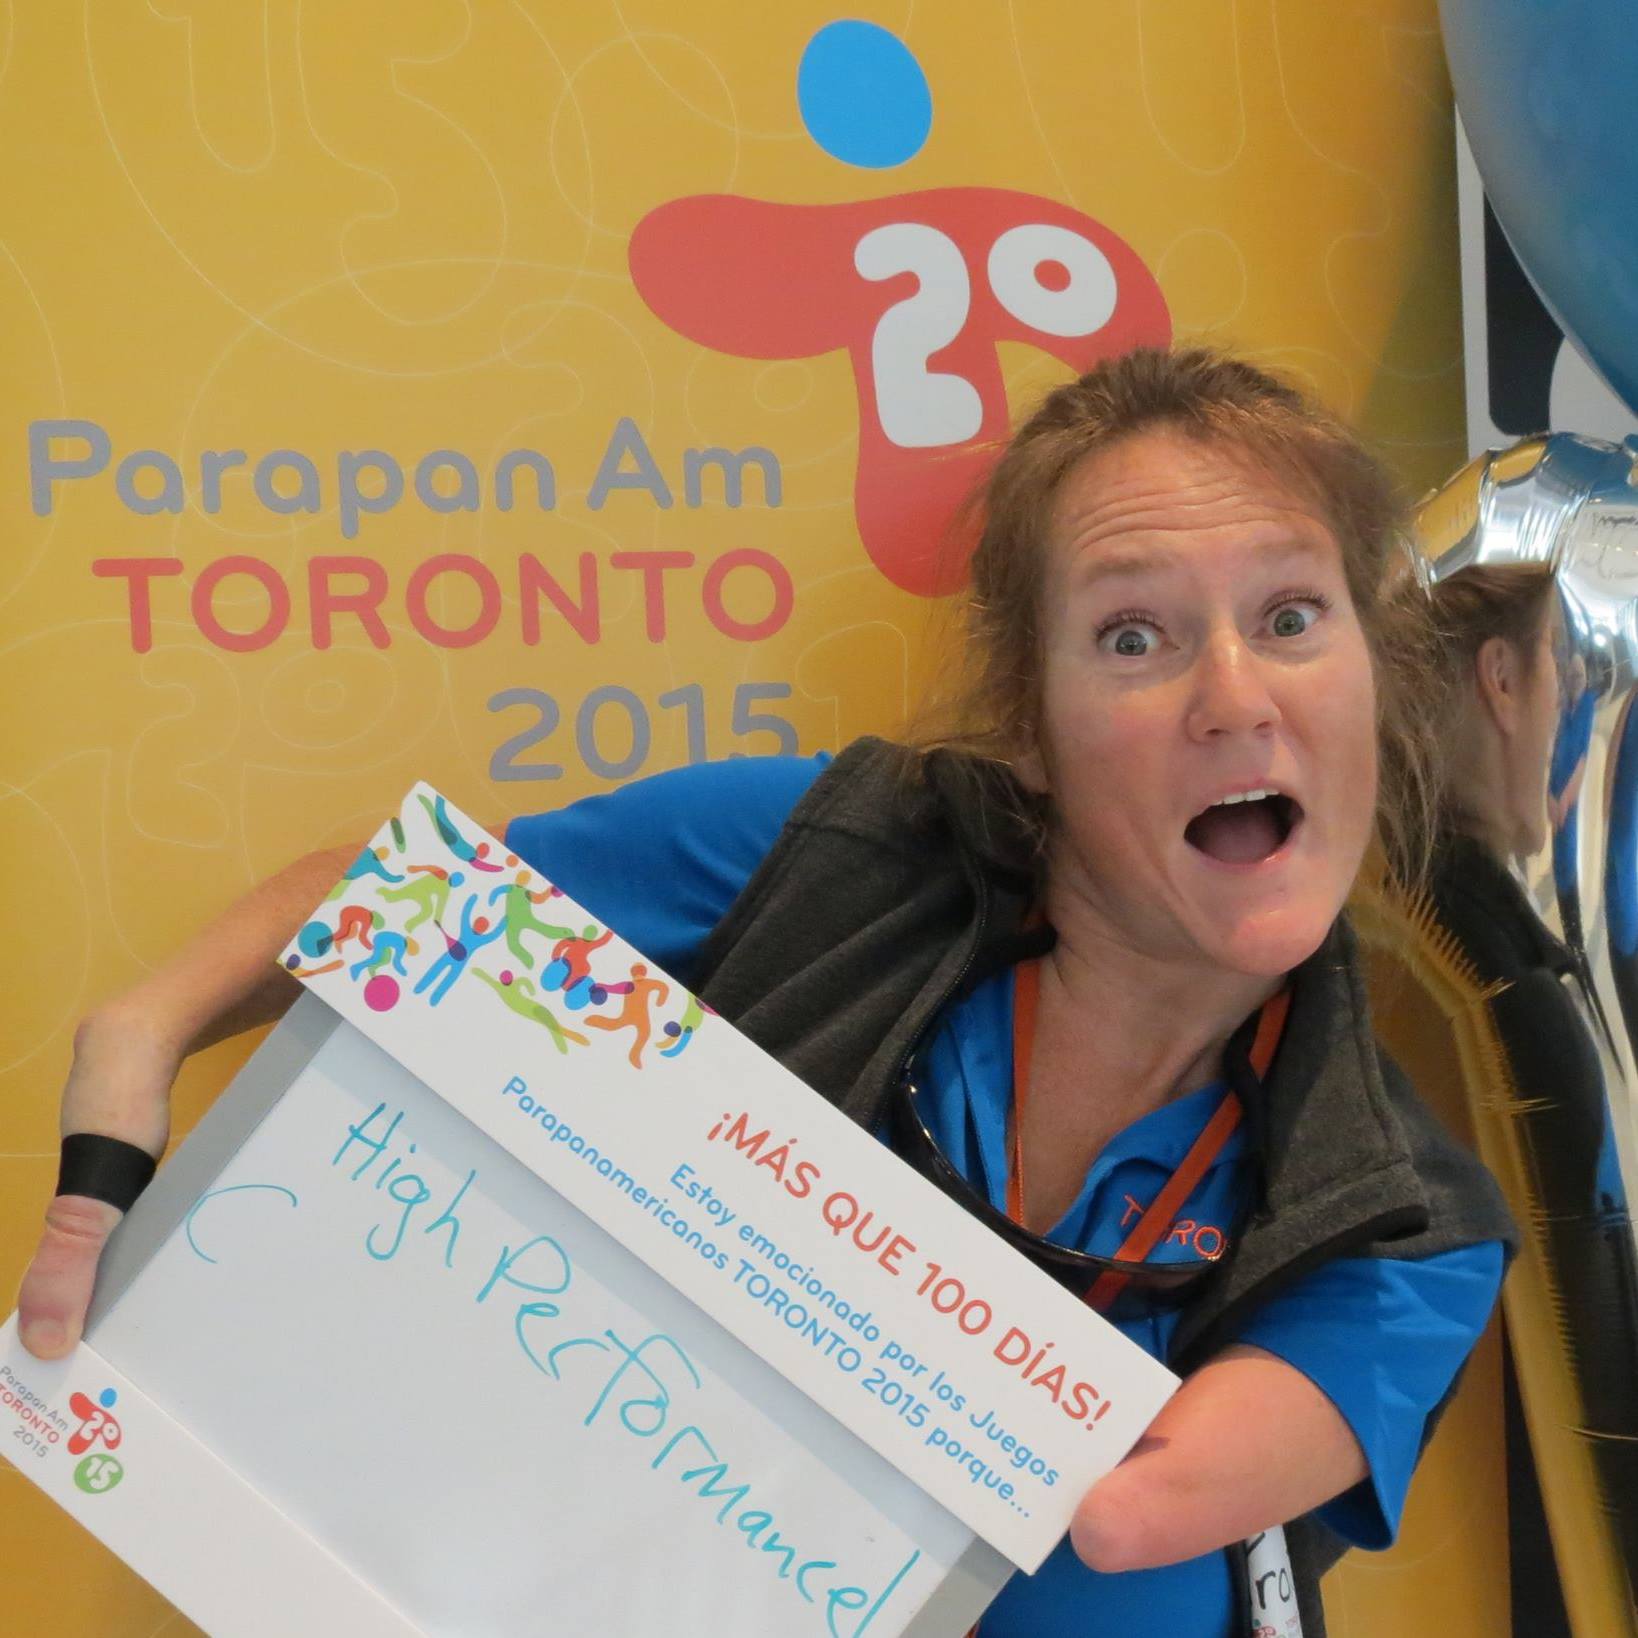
[84,999,1008,1636]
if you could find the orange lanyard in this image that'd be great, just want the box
[1005,960,1289,1312]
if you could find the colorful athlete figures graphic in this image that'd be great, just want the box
[413,893,505,1006]
[628,20,1169,596]
[659,993,706,1059]
[350,929,417,982]
[543,925,617,1009]
[340,844,405,887]
[419,791,505,872]
[331,904,380,952]
[583,963,670,1069]
[488,873,575,969]
[472,969,588,1056]
[299,789,707,1062]
[379,865,465,933]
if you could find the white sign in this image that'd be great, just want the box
[279,783,1176,1568]
[2,780,1177,1634]
[75,1024,977,1634]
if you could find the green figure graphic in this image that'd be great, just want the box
[379,866,465,932]
[488,875,575,969]
[472,969,588,1055]
[660,993,706,1058]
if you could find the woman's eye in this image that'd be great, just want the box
[1099,622,1159,657]
[1270,602,1320,638]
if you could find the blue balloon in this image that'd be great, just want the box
[1441,0,1638,416]
[797,21,932,169]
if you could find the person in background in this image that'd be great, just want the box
[19,349,1514,1638]
[1422,563,1637,1632]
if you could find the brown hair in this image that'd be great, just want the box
[1425,564,1556,684]
[917,345,1442,885]
[1423,563,1558,832]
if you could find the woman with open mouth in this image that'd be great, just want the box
[19,347,1514,1638]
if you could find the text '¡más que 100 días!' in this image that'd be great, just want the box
[704,1110,1120,1437]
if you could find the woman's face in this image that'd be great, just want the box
[1018,428,1379,978]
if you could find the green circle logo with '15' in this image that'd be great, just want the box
[73,1454,124,1494]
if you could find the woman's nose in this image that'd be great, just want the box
[1184,632,1281,741]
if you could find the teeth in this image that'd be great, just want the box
[1213,788,1276,807]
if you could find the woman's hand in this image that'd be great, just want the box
[16,1004,182,1358]
[14,842,362,1360]
[1069,1343,1366,1573]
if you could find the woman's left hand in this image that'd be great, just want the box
[1069,1343,1366,1573]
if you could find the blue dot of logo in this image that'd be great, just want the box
[98,1388,118,1408]
[797,21,932,169]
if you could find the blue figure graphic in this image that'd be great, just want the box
[351,930,415,982]
[413,895,506,1006]
[419,792,504,872]
[342,845,404,885]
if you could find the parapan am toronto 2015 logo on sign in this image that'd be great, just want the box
[68,1387,126,1495]
[67,1382,126,1500]
[629,20,1171,597]
[2,1364,126,1495]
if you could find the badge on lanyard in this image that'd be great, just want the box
[1244,1526,1303,1637]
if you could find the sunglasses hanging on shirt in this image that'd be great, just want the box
[889,969,1290,1315]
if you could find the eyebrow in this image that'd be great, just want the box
[1071,547,1184,588]
[1070,535,1333,592]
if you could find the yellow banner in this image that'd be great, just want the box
[1,4,1488,1631]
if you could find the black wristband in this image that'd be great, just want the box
[56,1133,158,1212]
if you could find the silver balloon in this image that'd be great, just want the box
[1421,431,1638,1631]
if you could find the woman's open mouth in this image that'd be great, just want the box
[1183,790,1304,866]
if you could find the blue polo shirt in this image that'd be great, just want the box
[506,755,1505,1638]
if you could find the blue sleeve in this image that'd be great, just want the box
[1228,1240,1506,1548]
[1550,691,1595,795]
[503,754,829,983]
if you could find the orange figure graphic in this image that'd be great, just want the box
[584,963,670,1069]
[551,925,614,991]
[332,904,379,952]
